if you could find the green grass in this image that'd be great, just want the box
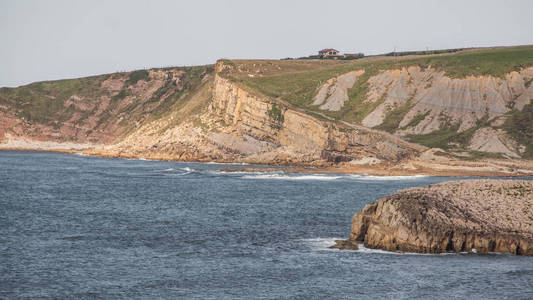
[267,103,285,125]
[403,111,430,129]
[221,46,533,156]
[406,114,491,150]
[406,124,460,149]
[420,46,533,78]
[376,93,416,133]
[0,65,214,142]
[230,45,533,122]
[0,75,108,125]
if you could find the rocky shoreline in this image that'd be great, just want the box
[331,180,533,255]
[2,146,533,177]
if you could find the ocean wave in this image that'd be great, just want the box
[137,157,157,161]
[242,174,342,180]
[348,174,428,181]
[303,238,456,255]
[208,170,262,175]
[205,161,250,165]
[300,237,341,250]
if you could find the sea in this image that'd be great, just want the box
[1,151,532,299]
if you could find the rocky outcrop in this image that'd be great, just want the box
[467,127,520,158]
[0,67,212,145]
[2,53,532,167]
[333,180,533,255]
[208,72,421,164]
[94,67,420,165]
[312,70,365,111]
[310,65,533,158]
[360,66,533,134]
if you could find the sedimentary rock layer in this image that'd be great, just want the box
[334,180,533,255]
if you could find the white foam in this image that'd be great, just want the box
[303,238,457,255]
[209,170,261,175]
[160,168,175,172]
[205,161,250,165]
[243,174,342,180]
[348,174,428,181]
[300,237,342,250]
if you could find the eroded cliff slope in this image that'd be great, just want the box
[0,66,213,147]
[1,46,532,172]
[230,46,533,160]
[99,62,422,165]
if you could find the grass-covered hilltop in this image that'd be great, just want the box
[223,45,533,159]
[1,45,533,175]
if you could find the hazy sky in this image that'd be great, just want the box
[1,0,532,87]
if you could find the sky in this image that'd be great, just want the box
[1,0,532,87]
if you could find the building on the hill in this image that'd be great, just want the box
[318,48,340,58]
[343,53,364,59]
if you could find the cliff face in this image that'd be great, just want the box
[207,68,421,164]
[338,180,533,255]
[102,67,420,165]
[1,46,532,168]
[229,46,533,160]
[361,66,533,132]
[0,66,212,147]
[305,66,533,159]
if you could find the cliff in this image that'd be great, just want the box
[332,180,533,255]
[227,46,533,160]
[98,64,421,165]
[0,66,213,147]
[1,46,533,174]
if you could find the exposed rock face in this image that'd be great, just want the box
[337,180,533,255]
[97,69,420,165]
[0,67,211,145]
[2,56,532,167]
[468,127,519,158]
[305,64,533,158]
[361,66,533,134]
[312,70,365,111]
[206,73,419,163]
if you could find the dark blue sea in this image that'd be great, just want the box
[1,151,533,299]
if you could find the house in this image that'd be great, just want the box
[318,48,339,58]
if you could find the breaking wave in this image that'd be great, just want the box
[300,237,341,251]
[348,174,428,181]
[241,173,428,181]
[302,238,449,255]
[242,174,342,180]
[205,161,250,165]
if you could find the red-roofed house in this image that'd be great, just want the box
[318,48,339,58]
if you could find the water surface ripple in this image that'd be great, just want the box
[1,151,532,299]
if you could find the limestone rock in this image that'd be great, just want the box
[338,180,533,255]
[468,127,519,158]
[313,70,365,111]
[329,239,359,250]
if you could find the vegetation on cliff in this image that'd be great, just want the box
[1,45,532,166]
[222,46,533,159]
[503,99,533,158]
[0,65,213,143]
